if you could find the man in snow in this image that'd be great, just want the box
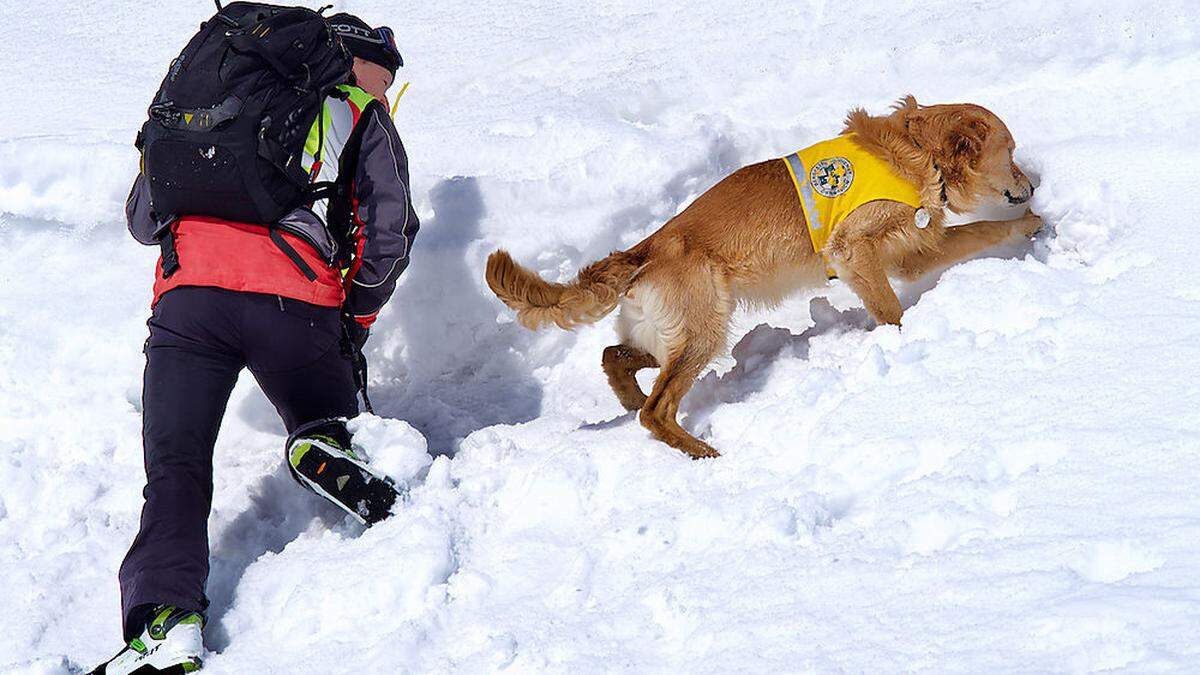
[93,13,419,674]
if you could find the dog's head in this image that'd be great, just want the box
[899,98,1034,213]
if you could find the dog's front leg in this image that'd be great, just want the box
[896,213,1043,280]
[830,240,903,326]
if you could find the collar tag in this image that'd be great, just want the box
[914,208,931,229]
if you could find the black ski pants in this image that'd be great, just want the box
[118,287,359,638]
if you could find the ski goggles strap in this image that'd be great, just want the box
[375,26,403,67]
[331,19,403,72]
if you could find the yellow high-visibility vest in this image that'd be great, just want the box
[782,133,923,266]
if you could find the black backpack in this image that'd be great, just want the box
[138,2,353,225]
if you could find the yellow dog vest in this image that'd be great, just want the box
[782,134,923,266]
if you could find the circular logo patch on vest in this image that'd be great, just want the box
[809,157,854,198]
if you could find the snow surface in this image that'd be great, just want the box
[3,0,1200,672]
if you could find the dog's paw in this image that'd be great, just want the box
[1014,213,1044,238]
[683,439,721,460]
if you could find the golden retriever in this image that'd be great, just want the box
[486,96,1042,459]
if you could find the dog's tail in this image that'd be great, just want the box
[485,248,643,330]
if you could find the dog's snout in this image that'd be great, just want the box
[1004,188,1030,205]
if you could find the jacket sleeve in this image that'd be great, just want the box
[344,104,420,326]
[126,173,160,245]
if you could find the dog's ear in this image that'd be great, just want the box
[946,115,990,165]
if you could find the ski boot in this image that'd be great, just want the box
[90,605,203,674]
[287,419,403,526]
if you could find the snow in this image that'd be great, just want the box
[3,0,1200,672]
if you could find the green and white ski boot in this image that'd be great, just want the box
[90,605,203,674]
[287,420,403,526]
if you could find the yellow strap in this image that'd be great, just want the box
[390,81,411,119]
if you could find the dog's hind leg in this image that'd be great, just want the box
[638,272,731,459]
[641,340,725,459]
[602,344,658,411]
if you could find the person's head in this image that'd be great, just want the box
[327,13,402,104]
[351,57,394,104]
